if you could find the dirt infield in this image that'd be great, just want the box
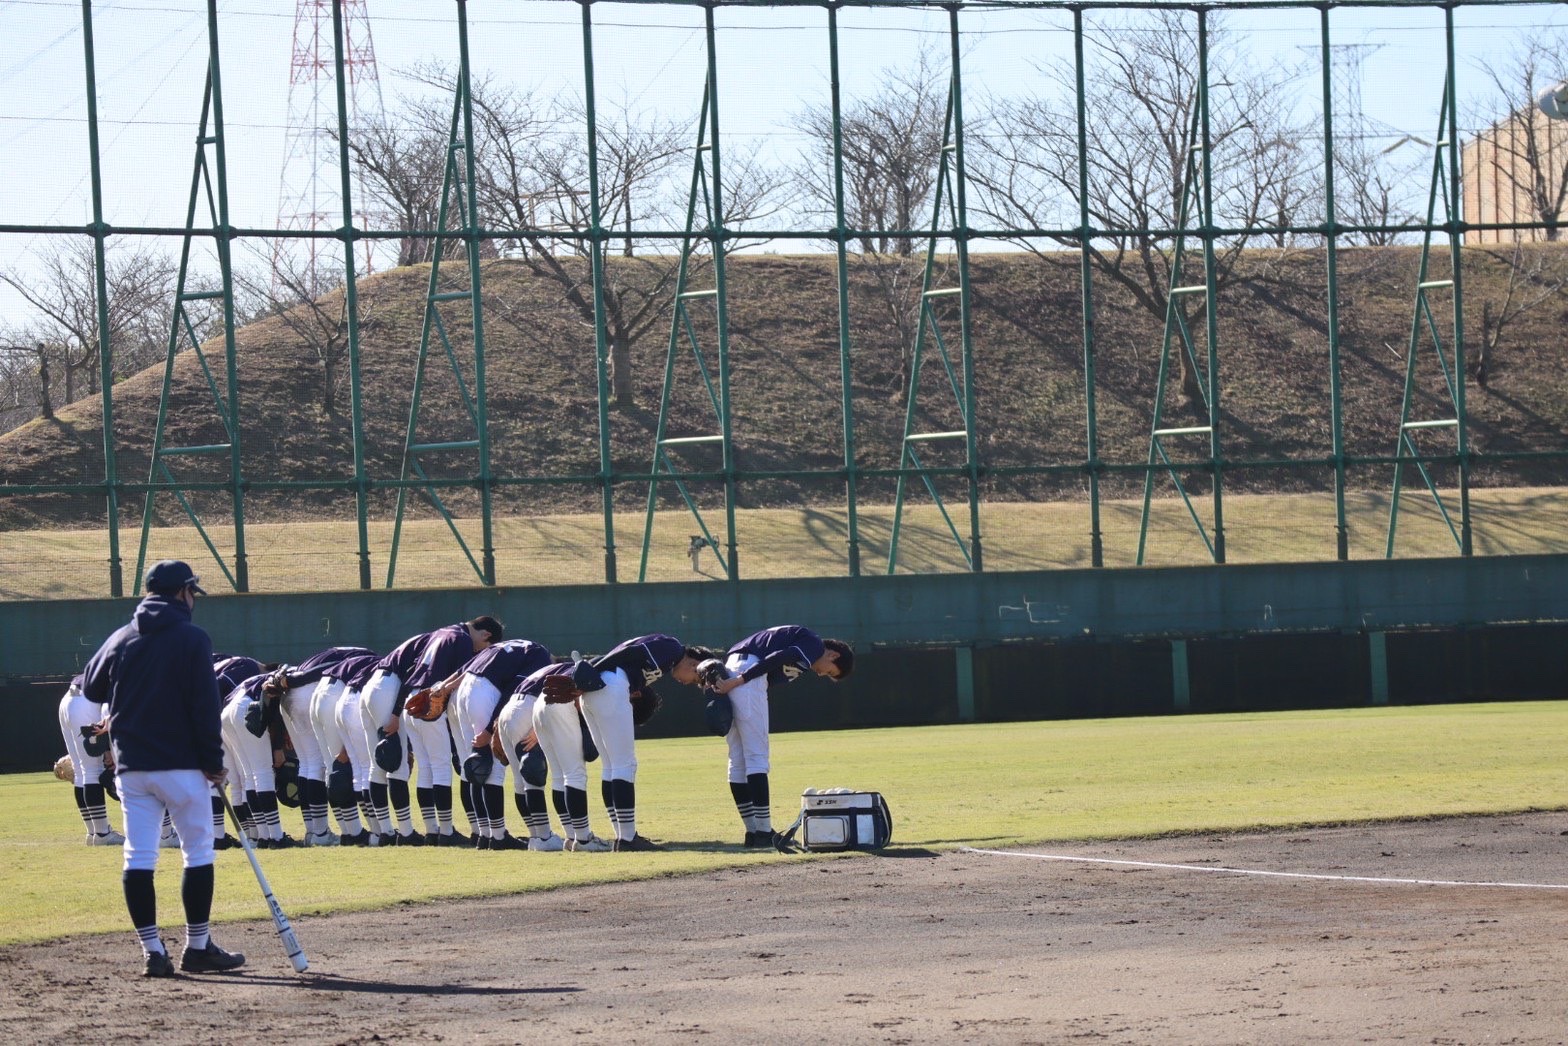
[4,813,1565,1044]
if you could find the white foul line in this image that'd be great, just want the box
[960,847,1568,891]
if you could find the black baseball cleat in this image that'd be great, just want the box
[213,834,240,851]
[611,834,663,852]
[743,831,770,848]
[340,830,370,847]
[272,835,300,849]
[180,940,246,974]
[492,834,527,851]
[424,832,441,847]
[474,834,491,850]
[397,831,425,847]
[142,949,175,978]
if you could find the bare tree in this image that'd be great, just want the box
[1472,242,1568,388]
[343,102,457,267]
[791,48,950,391]
[0,240,176,420]
[234,248,365,418]
[472,80,781,406]
[1468,33,1568,241]
[971,9,1318,409]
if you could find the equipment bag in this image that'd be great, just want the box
[796,788,893,852]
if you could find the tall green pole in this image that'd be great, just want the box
[80,0,122,597]
[581,1,618,584]
[827,6,860,577]
[1444,6,1472,557]
[332,0,372,589]
[948,5,982,572]
[1073,9,1104,568]
[1196,11,1225,564]
[1320,7,1349,561]
[206,0,247,591]
[705,4,740,580]
[455,0,494,585]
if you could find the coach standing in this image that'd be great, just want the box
[82,560,246,978]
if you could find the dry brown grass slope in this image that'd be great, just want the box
[2,246,1567,532]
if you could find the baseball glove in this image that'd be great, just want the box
[695,658,731,690]
[490,731,509,767]
[541,674,581,705]
[53,754,74,781]
[403,688,435,720]
[629,689,662,727]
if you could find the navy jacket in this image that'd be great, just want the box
[82,594,223,775]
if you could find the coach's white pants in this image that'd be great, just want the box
[578,668,637,783]
[119,769,214,871]
[723,653,771,781]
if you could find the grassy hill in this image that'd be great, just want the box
[3,245,1567,536]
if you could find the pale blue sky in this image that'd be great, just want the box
[2,0,1564,329]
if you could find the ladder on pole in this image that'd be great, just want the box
[1136,102,1224,566]
[385,60,493,587]
[886,64,981,575]
[1386,72,1470,558]
[637,72,735,582]
[137,50,247,592]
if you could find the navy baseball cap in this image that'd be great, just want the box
[144,559,206,596]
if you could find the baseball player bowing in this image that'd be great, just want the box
[359,616,503,843]
[429,638,552,848]
[555,634,705,852]
[57,673,123,845]
[263,646,375,846]
[706,625,853,847]
[81,560,244,977]
[529,661,612,850]
[315,650,385,845]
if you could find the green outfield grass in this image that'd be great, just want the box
[4,700,1565,946]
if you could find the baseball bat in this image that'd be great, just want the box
[221,791,310,973]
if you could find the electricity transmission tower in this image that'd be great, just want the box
[275,0,385,296]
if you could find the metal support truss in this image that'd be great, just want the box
[386,1,494,587]
[887,10,981,575]
[1137,14,1225,567]
[1385,62,1471,558]
[138,7,247,592]
[638,19,739,583]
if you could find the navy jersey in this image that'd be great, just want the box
[592,634,688,690]
[727,625,826,688]
[405,624,478,690]
[323,652,382,690]
[464,639,553,694]
[287,646,376,688]
[515,660,571,698]
[213,655,265,695]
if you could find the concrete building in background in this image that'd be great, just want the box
[1462,108,1568,244]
